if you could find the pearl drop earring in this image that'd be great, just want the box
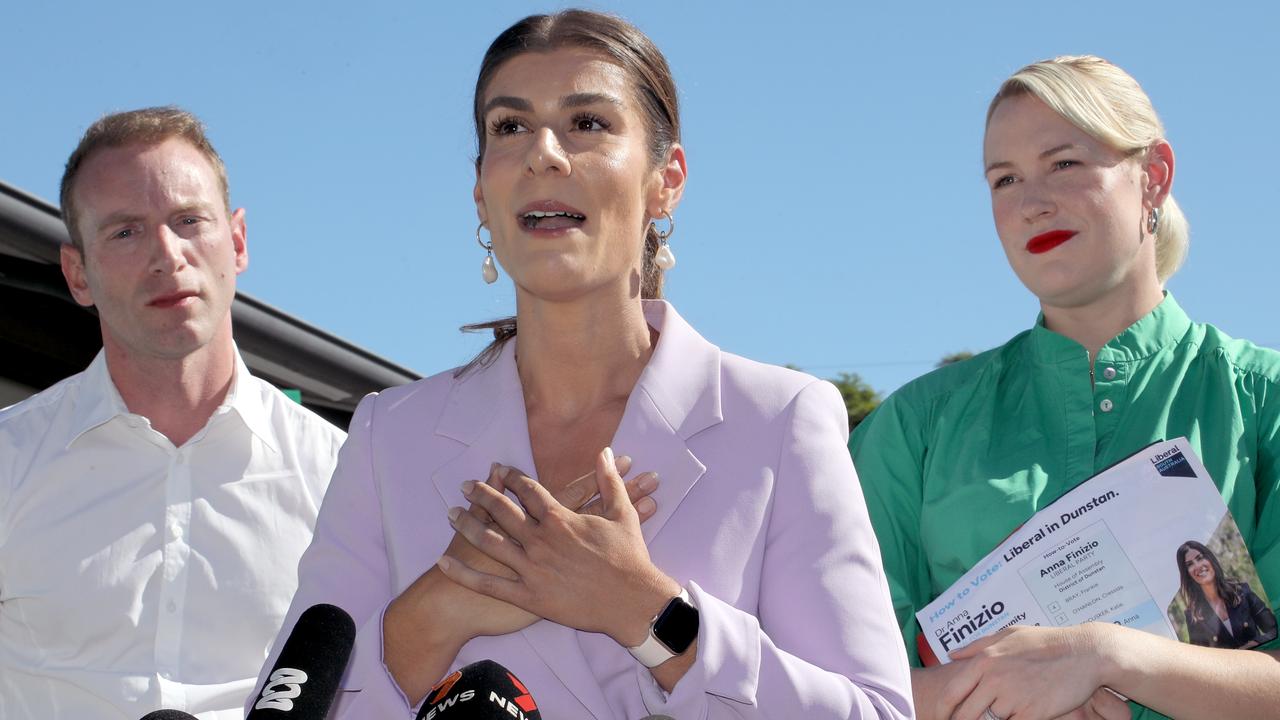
[477,223,498,284]
[652,210,676,270]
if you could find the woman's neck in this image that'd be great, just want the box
[1041,283,1165,368]
[514,290,655,423]
[1202,583,1224,607]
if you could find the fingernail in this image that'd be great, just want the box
[635,496,656,515]
[638,473,659,492]
[437,556,452,572]
[496,465,511,479]
[617,454,631,467]
[602,446,615,465]
[447,507,461,523]
[460,480,475,496]
[488,462,499,478]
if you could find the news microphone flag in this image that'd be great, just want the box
[416,659,540,720]
[248,603,356,719]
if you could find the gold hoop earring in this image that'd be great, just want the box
[651,210,676,270]
[477,223,498,284]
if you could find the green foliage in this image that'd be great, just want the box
[938,351,974,367]
[785,365,882,432]
[830,371,881,432]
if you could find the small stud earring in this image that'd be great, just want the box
[651,210,676,270]
[477,223,498,284]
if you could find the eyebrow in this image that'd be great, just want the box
[95,203,212,232]
[482,92,624,117]
[95,212,145,232]
[984,143,1081,175]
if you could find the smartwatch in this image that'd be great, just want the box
[626,588,700,668]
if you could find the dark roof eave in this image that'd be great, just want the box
[0,178,420,405]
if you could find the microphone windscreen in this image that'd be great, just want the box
[138,712,199,720]
[416,659,541,720]
[247,603,356,719]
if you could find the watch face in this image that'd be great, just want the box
[653,597,699,655]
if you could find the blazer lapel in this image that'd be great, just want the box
[613,301,723,542]
[430,343,537,518]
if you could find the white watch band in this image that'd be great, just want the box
[627,589,691,668]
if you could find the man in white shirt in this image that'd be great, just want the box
[0,107,346,719]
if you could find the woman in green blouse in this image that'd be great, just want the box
[850,55,1280,720]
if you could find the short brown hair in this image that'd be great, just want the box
[59,106,230,249]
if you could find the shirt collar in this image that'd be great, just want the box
[1030,292,1193,365]
[65,346,279,452]
[65,350,132,448]
[223,348,280,453]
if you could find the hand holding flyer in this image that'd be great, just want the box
[916,438,1277,665]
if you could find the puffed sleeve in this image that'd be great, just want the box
[250,392,416,719]
[848,390,933,667]
[1248,369,1280,650]
[636,380,914,719]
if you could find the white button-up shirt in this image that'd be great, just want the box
[0,350,345,719]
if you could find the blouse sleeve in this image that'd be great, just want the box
[250,393,418,719]
[1247,369,1280,650]
[848,390,934,667]
[636,380,914,719]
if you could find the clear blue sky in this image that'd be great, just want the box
[4,1,1276,395]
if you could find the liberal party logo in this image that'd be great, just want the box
[1151,445,1196,478]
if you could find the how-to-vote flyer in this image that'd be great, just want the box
[916,438,1275,665]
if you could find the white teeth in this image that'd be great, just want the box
[523,210,585,219]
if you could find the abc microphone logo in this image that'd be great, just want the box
[254,668,308,711]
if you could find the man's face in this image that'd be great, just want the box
[60,138,247,363]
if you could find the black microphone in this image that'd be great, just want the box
[415,659,541,720]
[247,603,356,719]
[138,712,198,720]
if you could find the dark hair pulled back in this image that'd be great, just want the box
[457,9,681,376]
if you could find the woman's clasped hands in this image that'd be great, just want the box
[439,446,682,649]
[383,451,660,701]
[938,625,1132,720]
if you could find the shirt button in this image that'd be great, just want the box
[1099,399,1114,413]
[1101,367,1117,380]
[167,600,177,613]
[168,523,182,540]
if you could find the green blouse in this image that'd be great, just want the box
[849,294,1280,719]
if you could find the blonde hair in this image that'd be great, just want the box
[987,56,1188,282]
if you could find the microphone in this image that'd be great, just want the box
[247,603,356,719]
[139,712,198,720]
[415,659,541,720]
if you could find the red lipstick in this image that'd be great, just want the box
[1026,230,1077,255]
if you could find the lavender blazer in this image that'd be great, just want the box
[259,301,912,719]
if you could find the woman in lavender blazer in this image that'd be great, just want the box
[259,10,911,719]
